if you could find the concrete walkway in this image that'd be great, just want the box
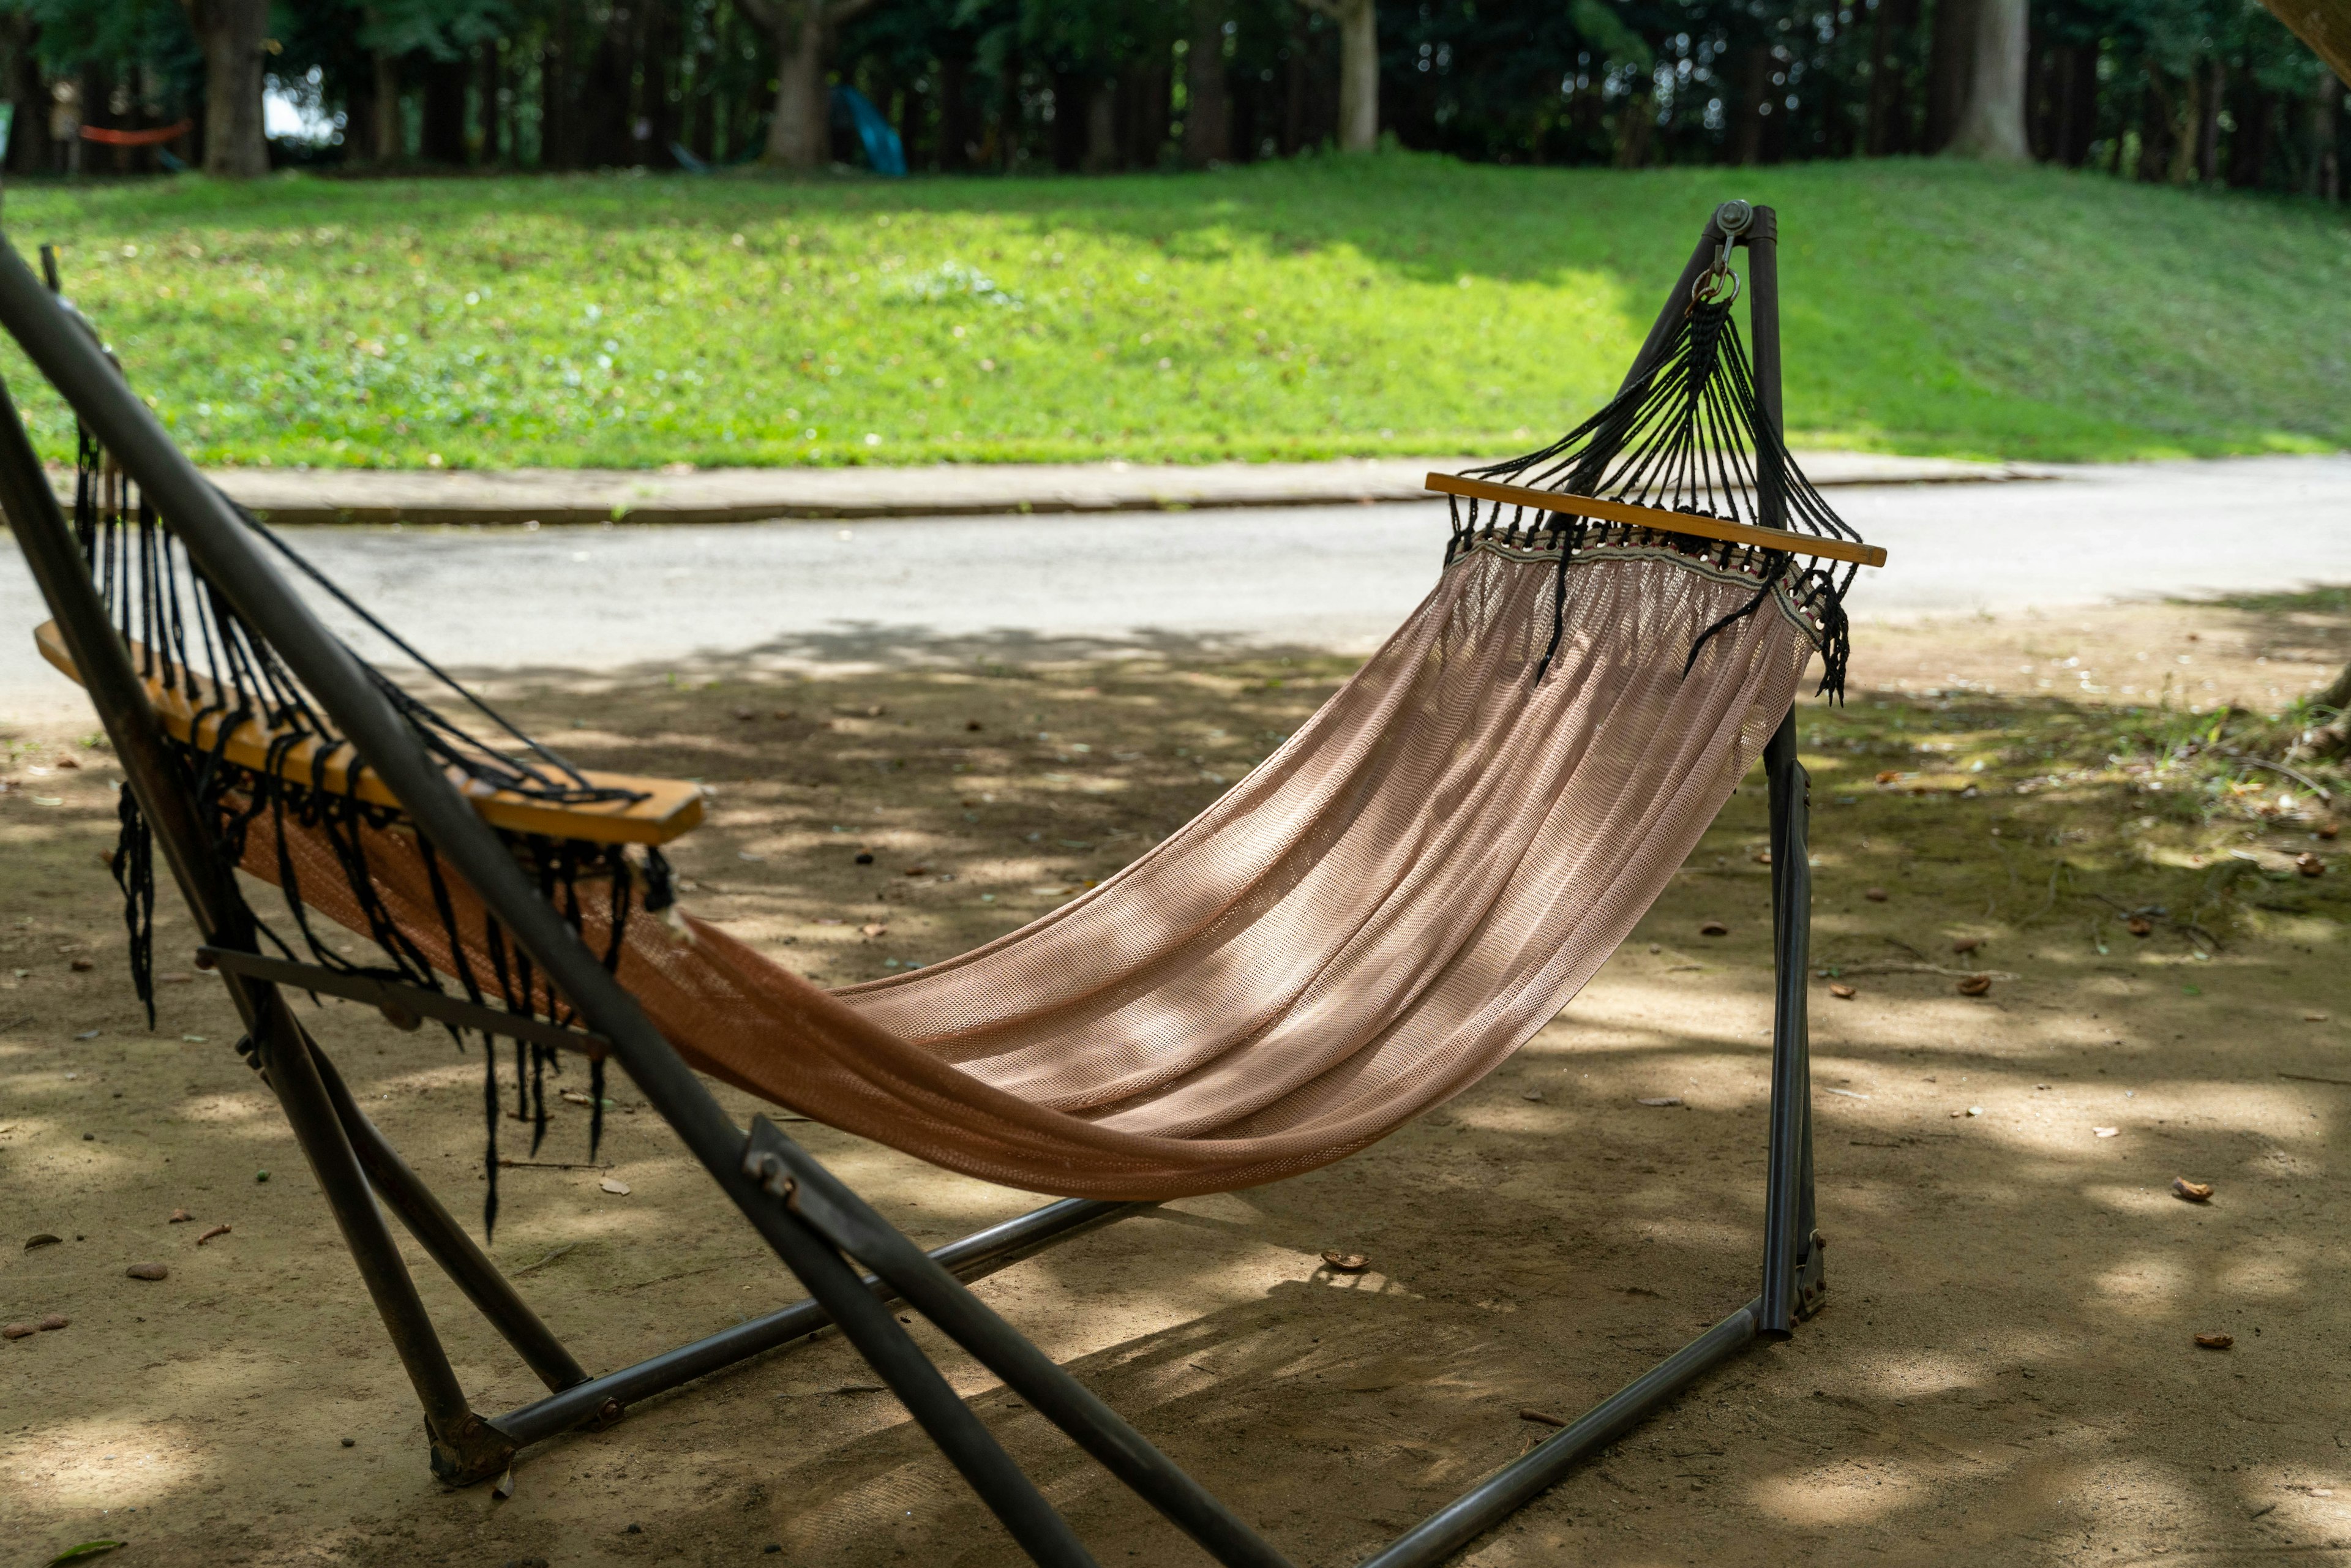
[75,451,2053,527]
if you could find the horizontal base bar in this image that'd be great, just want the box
[198,945,607,1057]
[484,1196,1141,1449]
[1358,1294,1765,1568]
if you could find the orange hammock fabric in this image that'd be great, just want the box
[242,539,1820,1199]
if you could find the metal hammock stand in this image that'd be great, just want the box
[2,201,1837,1568]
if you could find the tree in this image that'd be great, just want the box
[735,0,881,168]
[1297,0,1373,151]
[177,0,268,174]
[1182,0,1229,165]
[1946,0,2030,157]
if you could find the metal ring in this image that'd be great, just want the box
[1690,268,1742,308]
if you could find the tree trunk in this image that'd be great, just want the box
[2194,56,2224,181]
[1082,77,1117,171]
[374,51,405,163]
[762,5,828,168]
[1925,0,1979,151]
[643,0,680,167]
[1864,0,1918,154]
[2057,43,2098,165]
[1183,0,1231,165]
[1946,0,2029,159]
[2228,74,2273,186]
[1732,43,1770,163]
[419,53,467,163]
[2311,83,2342,200]
[938,55,970,170]
[1302,0,1376,151]
[6,15,46,177]
[184,0,269,176]
[479,39,503,165]
[541,8,572,170]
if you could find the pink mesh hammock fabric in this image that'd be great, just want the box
[239,538,1819,1200]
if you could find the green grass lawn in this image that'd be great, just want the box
[1,152,2345,471]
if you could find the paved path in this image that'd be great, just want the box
[4,454,2346,722]
[81,451,2048,527]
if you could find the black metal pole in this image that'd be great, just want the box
[1355,1297,1764,1568]
[489,1197,1139,1448]
[746,1121,1293,1568]
[310,1042,592,1397]
[1744,202,1817,1338]
[0,234,1094,1565]
[0,367,508,1483]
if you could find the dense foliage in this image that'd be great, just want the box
[0,0,2340,198]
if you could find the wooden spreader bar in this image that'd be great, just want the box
[34,620,703,845]
[1424,472,1889,569]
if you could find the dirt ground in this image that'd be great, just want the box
[5,583,2351,1568]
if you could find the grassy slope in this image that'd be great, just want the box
[1,153,2344,470]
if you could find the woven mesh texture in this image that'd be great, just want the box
[238,541,1815,1199]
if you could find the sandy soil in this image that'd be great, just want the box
[4,591,2350,1568]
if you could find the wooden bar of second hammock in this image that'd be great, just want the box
[1425,473,1889,569]
[33,621,703,846]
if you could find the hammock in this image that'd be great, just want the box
[8,200,1867,1548]
[46,227,1856,1206]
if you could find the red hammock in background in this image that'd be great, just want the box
[80,119,192,147]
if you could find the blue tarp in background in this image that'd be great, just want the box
[831,86,906,177]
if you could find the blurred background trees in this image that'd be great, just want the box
[0,0,2337,197]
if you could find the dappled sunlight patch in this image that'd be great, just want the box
[2088,1252,2195,1308]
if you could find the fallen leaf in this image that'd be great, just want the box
[125,1262,168,1280]
[37,1314,67,1330]
[1875,770,1902,784]
[53,754,78,769]
[1828,982,1857,999]
[1320,1250,1370,1272]
[1519,1409,1569,1428]
[861,923,888,937]
[492,1464,516,1499]
[2319,821,2340,841]
[1,1322,31,1339]
[24,1233,61,1249]
[1951,937,1981,954]
[1521,1089,1544,1102]
[43,1540,125,1567]
[2094,1127,2120,1138]
[69,958,92,972]
[1638,1096,1684,1108]
[196,1223,231,1245]
[2172,1178,2213,1203]
[599,1178,632,1196]
[1698,920,1729,936]
[2296,853,2325,879]
[2195,1332,2233,1350]
[2305,1013,2331,1022]
[1956,973,1992,996]
[732,708,756,721]
[1752,849,1772,865]
[2126,917,2153,937]
[1864,887,1889,902]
